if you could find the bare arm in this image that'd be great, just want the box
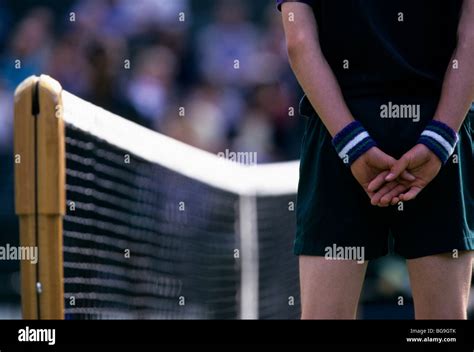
[434,0,474,131]
[281,2,353,136]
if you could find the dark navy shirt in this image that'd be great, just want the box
[277,0,463,99]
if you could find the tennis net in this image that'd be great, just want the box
[15,75,300,319]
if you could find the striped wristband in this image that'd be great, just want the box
[418,120,459,164]
[332,121,377,166]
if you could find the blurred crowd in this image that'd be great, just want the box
[0,0,304,164]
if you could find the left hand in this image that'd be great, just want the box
[368,144,443,206]
[350,146,415,200]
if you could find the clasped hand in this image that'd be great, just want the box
[351,144,442,207]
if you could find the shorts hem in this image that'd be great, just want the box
[293,239,388,262]
[397,246,474,260]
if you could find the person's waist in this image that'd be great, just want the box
[298,84,441,118]
[341,81,442,100]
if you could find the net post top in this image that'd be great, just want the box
[15,74,63,103]
[14,76,39,105]
[37,74,63,101]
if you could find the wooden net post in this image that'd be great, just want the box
[14,75,65,319]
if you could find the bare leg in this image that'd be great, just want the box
[407,251,473,319]
[299,256,368,319]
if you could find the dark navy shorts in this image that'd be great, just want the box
[295,95,474,260]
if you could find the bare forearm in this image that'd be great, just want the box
[282,3,353,136]
[434,0,474,131]
[287,43,354,136]
[434,43,474,130]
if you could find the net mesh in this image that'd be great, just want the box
[61,92,300,319]
[257,195,299,319]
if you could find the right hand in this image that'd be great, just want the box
[368,144,442,206]
[350,147,415,204]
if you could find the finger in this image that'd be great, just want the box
[367,171,390,193]
[401,170,416,182]
[400,187,423,202]
[391,197,400,206]
[371,181,399,206]
[380,186,405,206]
[374,182,401,207]
[380,184,409,206]
[386,157,410,182]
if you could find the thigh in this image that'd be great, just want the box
[407,251,473,319]
[299,256,368,319]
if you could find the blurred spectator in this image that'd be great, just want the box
[196,1,259,87]
[1,7,53,90]
[127,46,178,129]
[0,4,12,53]
[116,0,190,34]
[178,82,228,152]
[0,80,13,153]
[232,106,276,163]
[46,32,92,96]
